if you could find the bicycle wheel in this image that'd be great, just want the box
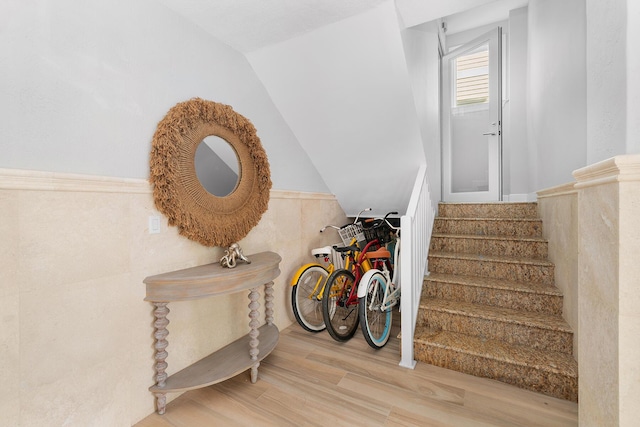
[291,265,328,332]
[322,269,359,341]
[359,271,393,349]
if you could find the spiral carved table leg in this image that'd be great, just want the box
[248,287,260,383]
[265,281,274,326]
[152,302,170,415]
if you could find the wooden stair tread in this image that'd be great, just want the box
[428,250,554,267]
[435,216,542,222]
[414,327,577,378]
[431,232,547,243]
[437,202,540,219]
[419,297,572,333]
[424,272,563,296]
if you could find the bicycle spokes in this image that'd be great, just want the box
[322,269,359,341]
[359,271,393,349]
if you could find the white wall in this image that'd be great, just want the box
[527,0,587,191]
[629,0,640,155]
[401,22,442,209]
[585,0,626,163]
[506,7,530,197]
[0,0,328,194]
[586,0,640,162]
[247,1,426,217]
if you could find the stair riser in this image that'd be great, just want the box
[434,218,543,237]
[414,342,578,402]
[430,236,548,259]
[418,309,573,354]
[428,257,555,285]
[438,203,539,219]
[424,280,563,315]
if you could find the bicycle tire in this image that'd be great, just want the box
[291,265,328,332]
[322,269,359,341]
[358,271,393,349]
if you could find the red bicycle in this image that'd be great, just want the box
[321,212,396,342]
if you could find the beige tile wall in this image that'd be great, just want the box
[537,183,579,356]
[572,155,640,426]
[0,169,347,427]
[619,181,640,427]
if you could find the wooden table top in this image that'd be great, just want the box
[144,251,281,302]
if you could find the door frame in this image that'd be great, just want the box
[441,27,503,202]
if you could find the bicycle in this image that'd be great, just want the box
[290,208,372,332]
[321,212,397,342]
[357,216,401,349]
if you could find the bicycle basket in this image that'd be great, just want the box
[363,219,394,245]
[338,222,365,247]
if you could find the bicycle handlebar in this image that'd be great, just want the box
[319,207,373,233]
[319,209,400,233]
[364,211,400,232]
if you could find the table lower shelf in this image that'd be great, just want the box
[149,323,279,393]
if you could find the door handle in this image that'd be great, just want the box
[484,122,497,136]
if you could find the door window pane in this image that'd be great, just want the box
[454,46,489,106]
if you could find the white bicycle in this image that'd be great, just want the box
[357,215,400,349]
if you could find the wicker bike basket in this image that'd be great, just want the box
[363,219,394,245]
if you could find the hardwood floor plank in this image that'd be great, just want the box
[463,391,578,427]
[337,372,510,427]
[263,348,347,385]
[385,405,508,427]
[258,361,391,425]
[133,414,175,427]
[185,384,278,427]
[257,383,375,427]
[157,395,241,426]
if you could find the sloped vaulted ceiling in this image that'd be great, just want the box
[248,2,425,217]
[155,0,526,216]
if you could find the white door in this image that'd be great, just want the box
[442,27,502,202]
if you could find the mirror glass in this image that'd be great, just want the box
[194,135,240,197]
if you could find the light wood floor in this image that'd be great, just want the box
[134,312,578,427]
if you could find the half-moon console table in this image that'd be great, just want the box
[143,251,281,415]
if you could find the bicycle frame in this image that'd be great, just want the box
[332,239,385,308]
[357,267,399,311]
[357,235,401,311]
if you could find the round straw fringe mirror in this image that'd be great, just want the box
[149,98,271,247]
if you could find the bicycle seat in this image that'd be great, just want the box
[364,248,391,260]
[311,246,332,257]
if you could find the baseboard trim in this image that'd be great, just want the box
[503,193,537,202]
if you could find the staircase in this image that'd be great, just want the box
[414,202,578,402]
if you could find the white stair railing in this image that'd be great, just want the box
[399,165,435,369]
